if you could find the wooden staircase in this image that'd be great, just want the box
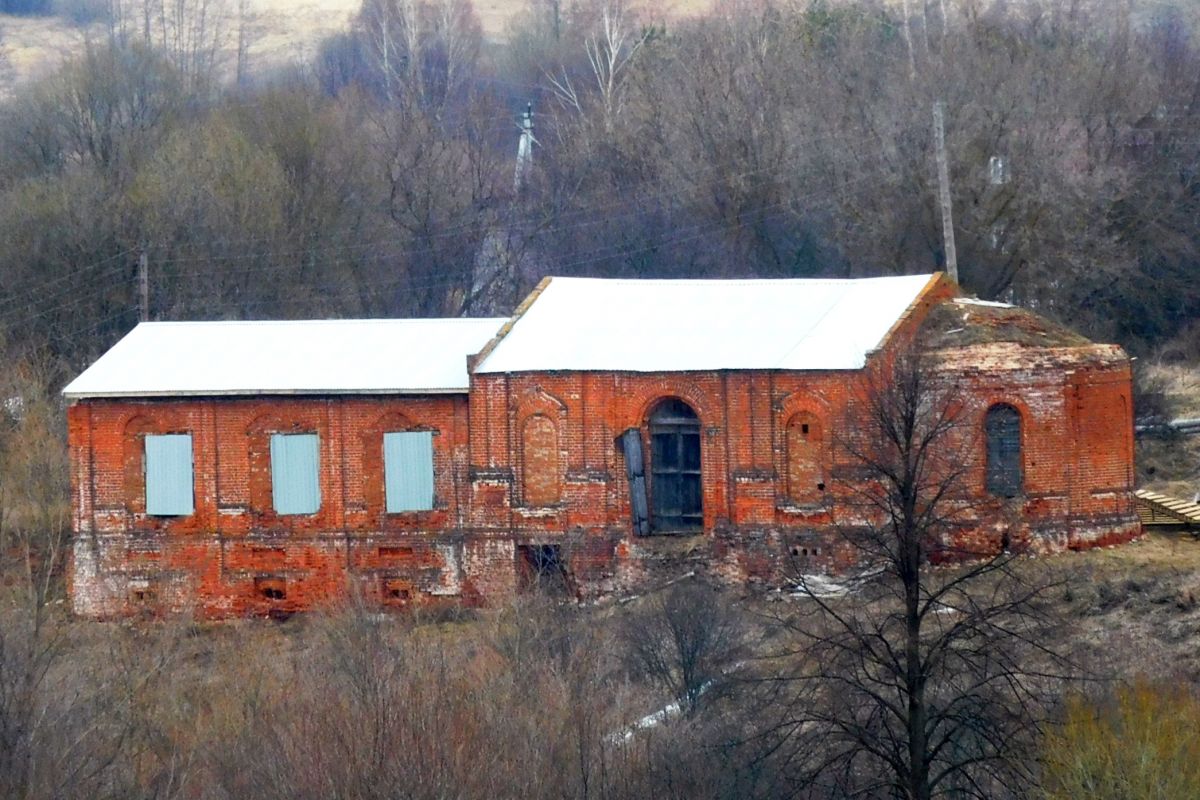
[1135,489,1200,533]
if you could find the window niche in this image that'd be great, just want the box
[123,414,191,516]
[521,414,560,507]
[269,433,321,515]
[785,412,825,504]
[383,430,435,513]
[984,404,1023,498]
[144,433,195,516]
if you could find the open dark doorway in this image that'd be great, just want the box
[649,399,703,532]
[517,544,571,596]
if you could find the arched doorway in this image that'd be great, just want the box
[649,399,703,532]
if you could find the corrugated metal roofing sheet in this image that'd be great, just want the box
[474,274,938,374]
[62,318,507,399]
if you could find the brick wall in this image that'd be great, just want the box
[460,348,1138,596]
[69,395,496,617]
[68,285,1141,617]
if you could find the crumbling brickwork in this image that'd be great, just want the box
[67,279,1141,618]
[68,396,496,617]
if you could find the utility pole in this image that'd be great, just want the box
[932,101,958,283]
[138,250,149,322]
[514,102,534,193]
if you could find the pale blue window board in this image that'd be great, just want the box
[145,434,194,516]
[270,433,321,515]
[384,431,434,512]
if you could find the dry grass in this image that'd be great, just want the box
[1138,357,1200,498]
[0,15,101,96]
[1145,361,1200,418]
[1079,530,1200,571]
[1035,532,1200,682]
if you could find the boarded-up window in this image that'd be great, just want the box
[270,433,321,515]
[384,431,434,512]
[145,434,194,516]
[786,413,824,503]
[522,415,559,506]
[985,404,1022,498]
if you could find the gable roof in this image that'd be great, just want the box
[63,318,507,399]
[473,274,941,374]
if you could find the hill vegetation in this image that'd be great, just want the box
[0,0,1198,371]
[1,2,1200,796]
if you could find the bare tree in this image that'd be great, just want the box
[621,580,745,717]
[548,0,649,131]
[357,0,480,110]
[106,0,234,90]
[765,352,1071,799]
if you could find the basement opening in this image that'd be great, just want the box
[517,544,571,597]
[255,576,286,601]
[379,546,416,561]
[129,585,157,605]
[381,577,413,604]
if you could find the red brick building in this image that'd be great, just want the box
[65,274,1139,617]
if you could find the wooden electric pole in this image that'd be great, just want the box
[138,250,149,322]
[932,101,958,283]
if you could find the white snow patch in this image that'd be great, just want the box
[952,296,1013,309]
[609,700,685,743]
[789,567,885,598]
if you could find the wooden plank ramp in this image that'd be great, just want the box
[1135,489,1200,530]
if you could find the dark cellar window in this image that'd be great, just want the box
[255,576,287,601]
[985,404,1023,498]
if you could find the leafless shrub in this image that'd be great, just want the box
[620,580,745,717]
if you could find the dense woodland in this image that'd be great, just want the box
[2,1,1200,797]
[0,0,1199,372]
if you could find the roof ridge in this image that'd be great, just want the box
[136,317,508,327]
[475,273,936,374]
[542,274,935,286]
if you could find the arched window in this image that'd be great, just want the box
[522,415,559,506]
[985,404,1022,498]
[649,399,702,531]
[786,412,824,504]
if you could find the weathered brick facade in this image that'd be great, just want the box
[66,275,1140,617]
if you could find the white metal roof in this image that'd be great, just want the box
[474,274,939,374]
[63,318,507,399]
